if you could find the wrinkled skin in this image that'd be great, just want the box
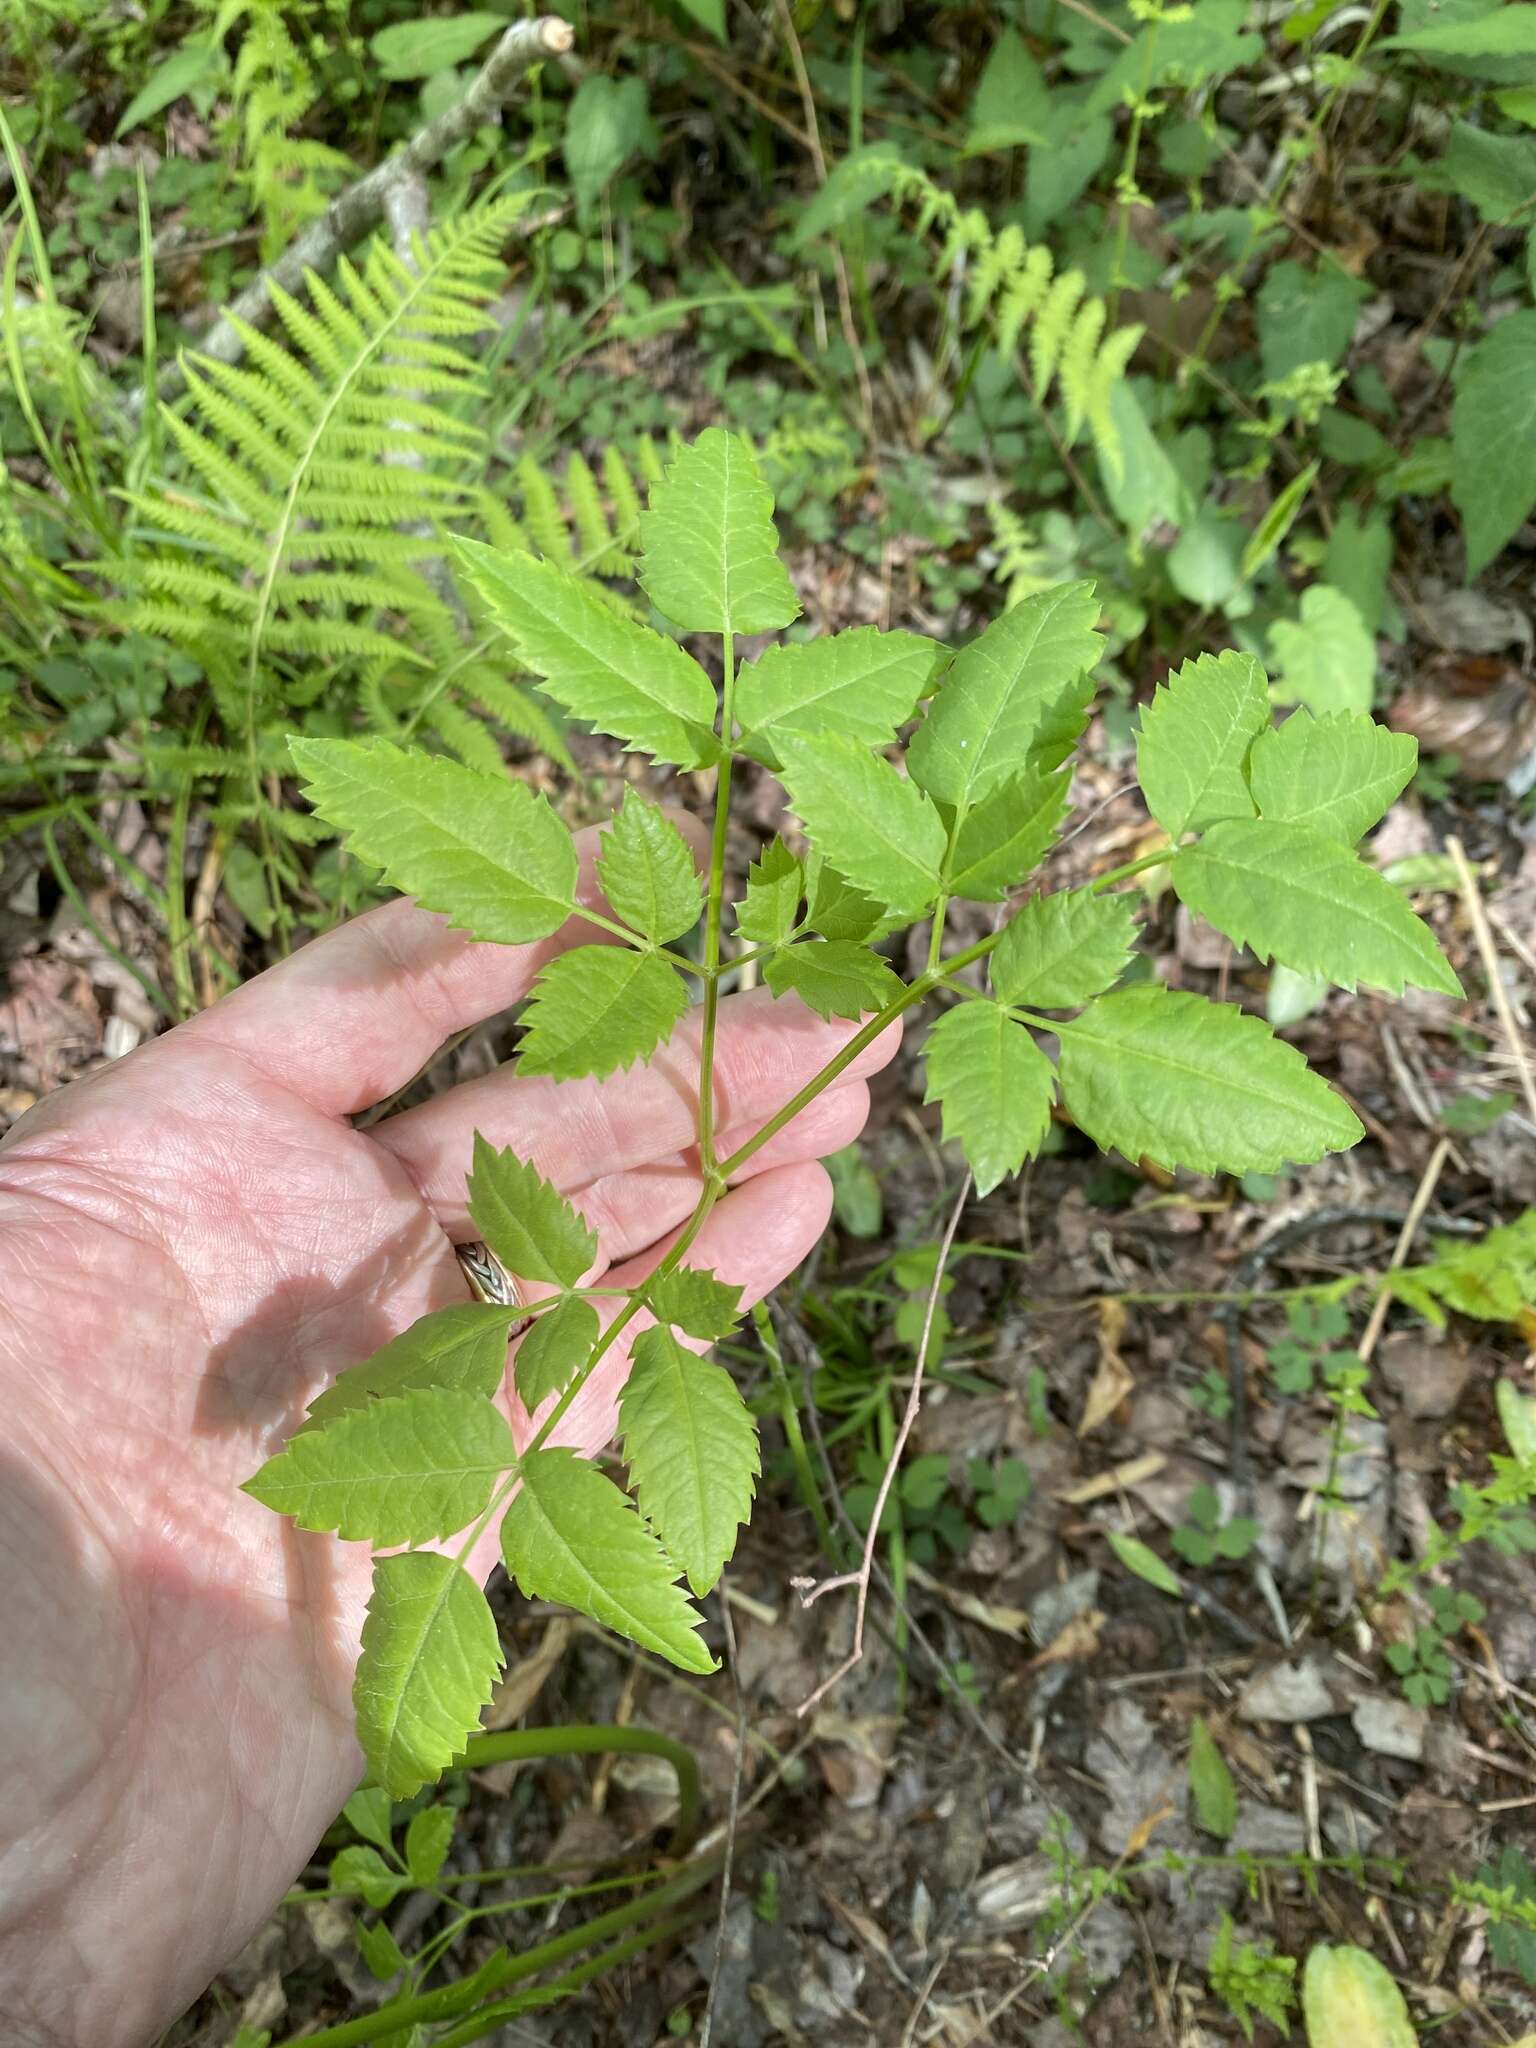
[0,817,898,2046]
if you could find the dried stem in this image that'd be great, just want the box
[795,1174,972,1716]
[135,17,572,406]
[1447,835,1536,1130]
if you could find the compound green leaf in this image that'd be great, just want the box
[735,838,804,947]
[1134,649,1268,838]
[514,1295,599,1411]
[290,738,577,945]
[500,1448,716,1670]
[618,1326,760,1595]
[1302,1945,1419,2048]
[1057,985,1363,1173]
[354,1552,504,1799]
[646,1266,745,1340]
[404,1805,457,1886]
[453,539,720,769]
[737,627,940,759]
[243,1387,515,1546]
[637,427,799,635]
[597,792,702,943]
[947,767,1070,901]
[330,1844,407,1910]
[1451,310,1536,578]
[1188,1717,1237,1841]
[517,946,690,1080]
[1248,710,1417,844]
[777,732,945,917]
[468,1133,598,1289]
[908,581,1102,808]
[992,890,1137,1007]
[1173,819,1461,997]
[923,1003,1055,1196]
[307,1303,519,1426]
[764,939,905,1021]
[342,1786,394,1852]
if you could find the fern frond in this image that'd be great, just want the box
[1030,270,1087,403]
[996,245,1055,356]
[516,453,577,568]
[1081,322,1145,481]
[422,694,509,775]
[1058,299,1107,441]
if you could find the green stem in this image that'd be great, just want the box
[459,1724,701,1855]
[696,630,736,1173]
[753,1301,841,1562]
[273,1855,723,2048]
[1088,846,1175,892]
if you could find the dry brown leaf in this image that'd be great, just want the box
[1025,1610,1106,1671]
[484,1617,573,1729]
[1079,1297,1135,1436]
[1057,1450,1166,1503]
[905,1558,1029,1639]
[1122,1798,1176,1857]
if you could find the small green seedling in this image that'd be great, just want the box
[1172,1483,1259,1567]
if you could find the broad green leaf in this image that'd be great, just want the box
[354,1553,504,1798]
[923,1004,1055,1196]
[646,1266,745,1341]
[806,856,885,941]
[343,1787,393,1854]
[1106,1529,1183,1596]
[1248,710,1417,844]
[514,1296,599,1411]
[1134,650,1268,838]
[114,38,219,137]
[947,768,1070,902]
[290,739,576,945]
[637,427,799,635]
[1268,585,1376,716]
[1497,1380,1536,1462]
[563,75,657,219]
[1187,1717,1237,1840]
[1032,667,1096,770]
[1422,121,1536,222]
[356,1918,407,1983]
[500,1448,715,1670]
[243,1387,515,1545]
[330,1845,408,1910]
[468,1134,597,1289]
[1451,310,1536,578]
[675,0,726,40]
[307,1303,518,1427]
[618,1326,759,1595]
[453,539,720,769]
[371,13,502,78]
[1240,459,1320,582]
[1256,259,1370,383]
[908,581,1102,809]
[992,891,1136,1008]
[1302,1945,1419,2048]
[597,793,702,944]
[517,946,690,1080]
[1056,985,1363,1173]
[1387,8,1536,59]
[404,1805,456,1886]
[736,627,940,759]
[1172,820,1462,997]
[735,839,804,948]
[764,939,905,1021]
[965,26,1049,151]
[777,732,945,917]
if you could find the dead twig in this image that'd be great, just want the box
[794,1175,971,1716]
[1448,835,1536,1131]
[135,17,572,407]
[1355,1136,1451,1366]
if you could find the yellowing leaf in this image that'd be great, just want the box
[1302,1945,1419,2048]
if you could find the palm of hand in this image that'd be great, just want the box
[0,840,893,2046]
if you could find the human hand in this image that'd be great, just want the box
[0,814,898,2047]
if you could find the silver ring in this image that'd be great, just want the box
[456,1240,528,1321]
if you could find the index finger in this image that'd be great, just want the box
[180,812,708,1117]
